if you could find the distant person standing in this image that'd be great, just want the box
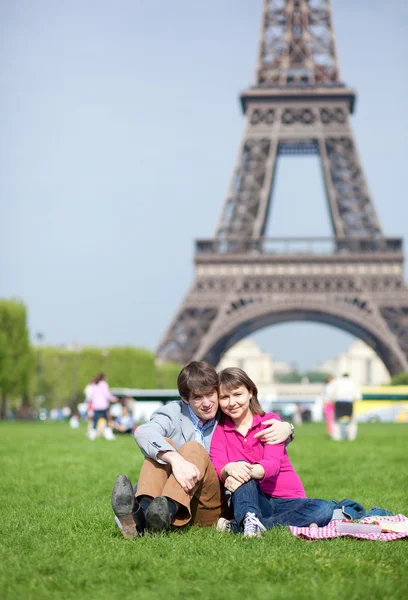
[84,378,95,433]
[328,373,361,441]
[88,373,117,441]
[84,379,94,404]
[322,375,335,437]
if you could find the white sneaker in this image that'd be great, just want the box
[243,512,266,537]
[216,518,239,533]
[104,428,116,441]
[88,429,97,441]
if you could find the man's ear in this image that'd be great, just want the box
[181,397,189,405]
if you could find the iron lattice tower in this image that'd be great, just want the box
[157,0,408,375]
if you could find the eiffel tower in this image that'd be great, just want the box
[157,0,408,375]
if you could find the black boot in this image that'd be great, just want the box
[145,496,178,532]
[111,475,140,538]
[132,502,147,533]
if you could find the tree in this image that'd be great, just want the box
[156,362,182,389]
[0,299,33,418]
[274,370,302,384]
[30,345,158,408]
[33,346,85,409]
[304,371,332,383]
[106,347,156,388]
[390,372,408,386]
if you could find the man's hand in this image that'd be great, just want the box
[224,475,243,493]
[163,452,201,494]
[254,419,292,445]
[223,461,252,483]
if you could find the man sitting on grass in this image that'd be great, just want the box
[111,361,294,537]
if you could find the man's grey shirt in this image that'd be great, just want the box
[134,401,217,464]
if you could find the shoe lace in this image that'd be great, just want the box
[244,512,265,534]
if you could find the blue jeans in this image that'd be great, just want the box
[330,498,393,520]
[93,409,108,429]
[232,479,333,529]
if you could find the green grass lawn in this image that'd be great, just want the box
[0,421,407,600]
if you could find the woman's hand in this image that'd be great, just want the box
[224,476,243,493]
[254,419,292,445]
[223,461,252,483]
[249,463,265,480]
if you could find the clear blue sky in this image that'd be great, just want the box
[1,0,407,370]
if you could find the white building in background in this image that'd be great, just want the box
[316,339,390,387]
[216,339,324,420]
[272,361,293,377]
[217,339,276,384]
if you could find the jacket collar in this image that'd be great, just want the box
[223,412,262,431]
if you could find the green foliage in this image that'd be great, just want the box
[0,298,33,417]
[275,370,331,384]
[274,369,302,383]
[0,422,407,599]
[106,347,156,388]
[76,347,107,392]
[390,372,408,385]
[304,370,331,383]
[32,345,157,408]
[155,362,182,389]
[34,346,88,409]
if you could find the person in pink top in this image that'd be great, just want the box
[88,373,117,440]
[210,368,333,537]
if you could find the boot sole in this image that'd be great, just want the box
[112,475,138,538]
[115,514,139,538]
[111,475,135,515]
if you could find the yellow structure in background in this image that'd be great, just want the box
[354,386,408,423]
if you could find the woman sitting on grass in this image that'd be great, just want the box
[210,367,334,537]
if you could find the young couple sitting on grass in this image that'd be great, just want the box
[112,361,334,538]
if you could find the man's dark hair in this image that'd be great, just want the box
[177,361,218,401]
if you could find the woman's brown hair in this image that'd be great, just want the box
[218,367,265,419]
[94,372,106,384]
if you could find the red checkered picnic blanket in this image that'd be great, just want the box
[289,514,408,542]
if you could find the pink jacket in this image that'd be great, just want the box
[210,412,306,498]
[90,381,115,411]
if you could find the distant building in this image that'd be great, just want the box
[316,339,390,387]
[217,339,275,384]
[217,339,292,384]
[272,361,293,377]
